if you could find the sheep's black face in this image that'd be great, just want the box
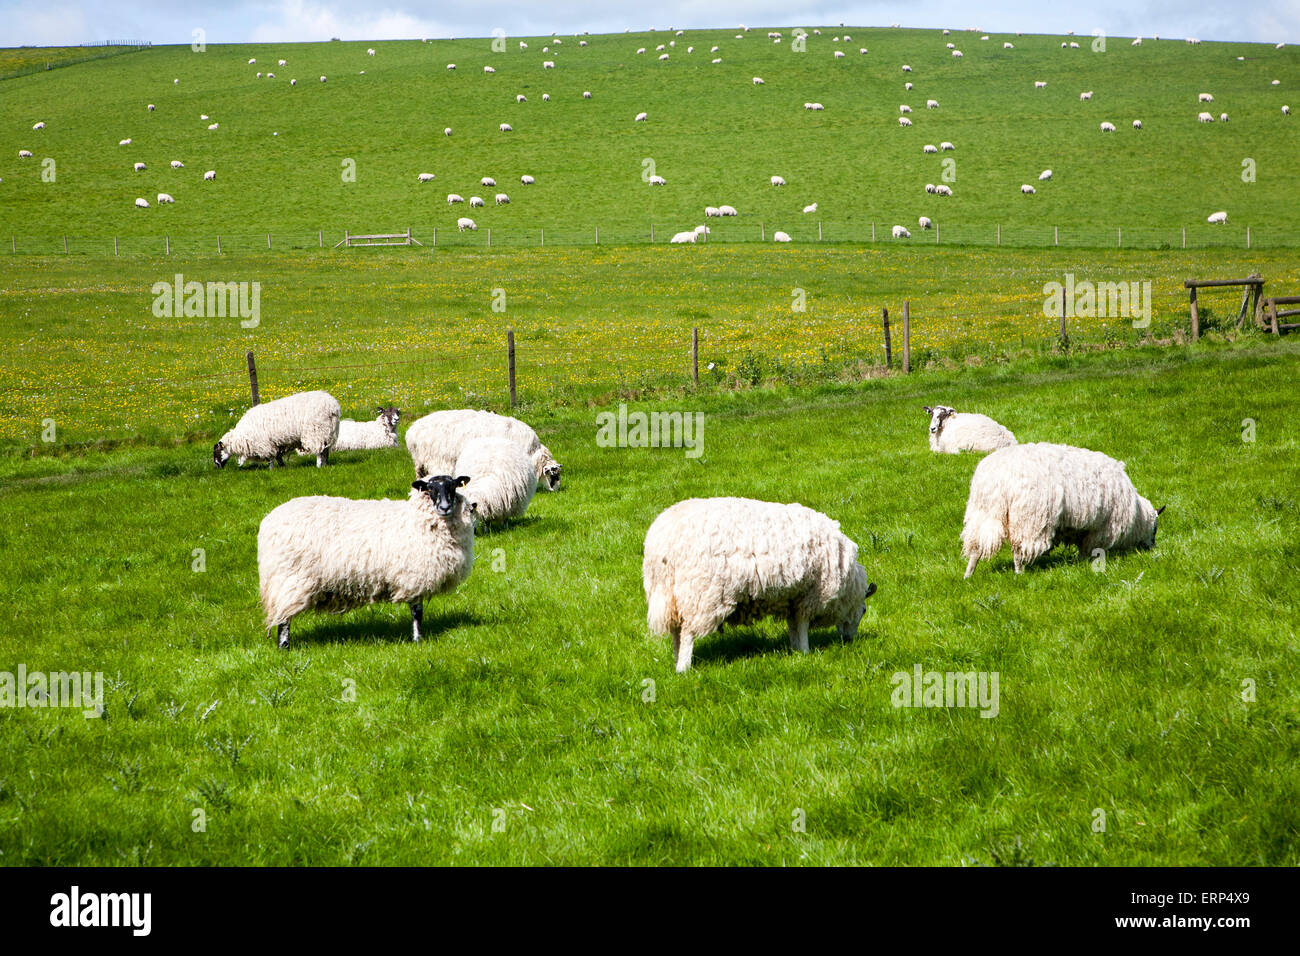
[378,406,401,429]
[544,463,562,490]
[213,441,229,468]
[413,474,471,517]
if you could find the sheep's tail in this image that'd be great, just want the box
[961,503,1007,577]
[646,587,677,635]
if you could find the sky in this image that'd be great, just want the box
[0,0,1295,47]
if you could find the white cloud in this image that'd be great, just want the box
[249,0,449,42]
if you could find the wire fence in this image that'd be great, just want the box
[4,220,1295,256]
[0,42,152,82]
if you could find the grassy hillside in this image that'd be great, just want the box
[1,343,1297,865]
[1,29,1297,247]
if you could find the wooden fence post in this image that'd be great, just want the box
[1246,225,1251,249]
[318,230,323,248]
[761,223,765,241]
[1189,286,1200,340]
[595,226,599,245]
[487,228,491,248]
[1182,227,1186,249]
[1117,227,1122,248]
[902,302,911,374]
[935,222,939,244]
[818,221,822,241]
[692,327,699,385]
[113,236,117,255]
[507,330,517,408]
[650,223,654,242]
[432,227,436,246]
[64,236,68,253]
[1060,302,1069,348]
[871,222,876,242]
[165,235,169,255]
[882,307,892,367]
[246,351,260,406]
[996,224,1000,246]
[266,233,271,249]
[540,227,544,246]
[1054,225,1058,246]
[217,235,222,254]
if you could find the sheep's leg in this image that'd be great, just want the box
[669,626,681,666]
[788,611,811,654]
[674,629,697,673]
[276,621,290,649]
[964,555,980,579]
[410,598,423,642]
[317,448,329,468]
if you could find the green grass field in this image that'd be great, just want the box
[1,29,1297,247]
[1,26,1298,867]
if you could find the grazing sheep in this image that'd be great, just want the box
[635,111,648,122]
[1021,184,1036,194]
[444,127,452,135]
[947,43,955,49]
[924,404,1016,454]
[291,79,296,86]
[257,474,475,648]
[926,99,939,109]
[637,47,646,54]
[642,497,875,672]
[670,231,698,244]
[718,205,738,216]
[952,50,963,57]
[204,170,216,181]
[469,196,485,207]
[171,160,185,168]
[583,90,592,98]
[1005,42,1015,48]
[892,225,911,238]
[902,64,912,72]
[147,104,155,111]
[918,216,932,229]
[647,174,667,186]
[32,121,45,130]
[448,194,464,204]
[320,75,327,82]
[481,177,496,187]
[457,217,477,231]
[499,123,512,132]
[18,149,33,158]
[899,116,913,126]
[279,59,286,65]
[1207,211,1227,224]
[771,175,786,186]
[495,193,510,205]
[453,437,537,525]
[1100,121,1116,132]
[135,198,149,208]
[483,66,495,74]
[905,82,913,91]
[1132,38,1142,45]
[900,104,912,113]
[803,202,817,213]
[705,206,721,217]
[208,123,219,130]
[406,409,562,491]
[712,58,722,64]
[447,64,456,70]
[330,407,401,452]
[694,225,710,238]
[1220,112,1229,122]
[516,94,527,103]
[418,173,436,183]
[1199,93,1214,102]
[1039,169,1052,180]
[1080,91,1093,100]
[1069,42,1079,48]
[214,391,340,469]
[1133,120,1143,129]
[1034,80,1046,88]
[1198,112,1215,122]
[961,443,1163,577]
[367,48,375,55]
[134,162,146,171]
[521,174,535,184]
[157,192,174,203]
[924,143,938,153]
[926,183,937,193]
[935,184,953,196]
[834,50,845,59]
[753,76,764,84]
[544,60,556,68]
[773,231,792,242]
[1284,106,1292,116]
[542,93,550,101]
[659,53,669,61]
[940,141,955,150]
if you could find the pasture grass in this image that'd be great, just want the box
[1,341,1297,865]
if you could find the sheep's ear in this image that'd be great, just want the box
[455,475,471,487]
[922,405,933,414]
[411,480,427,491]
[1156,505,1166,516]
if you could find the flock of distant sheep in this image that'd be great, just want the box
[218,388,1161,671]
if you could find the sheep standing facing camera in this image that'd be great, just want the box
[961,443,1164,577]
[454,436,537,523]
[924,405,1017,453]
[257,475,476,648]
[214,390,340,468]
[643,497,876,672]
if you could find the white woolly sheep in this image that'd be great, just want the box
[900,104,912,113]
[771,175,786,186]
[448,193,464,204]
[328,406,401,452]
[773,231,792,242]
[544,60,556,68]
[892,225,911,238]
[1005,42,1014,48]
[418,173,436,183]
[171,160,185,168]
[1284,106,1291,116]
[499,123,512,132]
[583,91,592,98]
[918,216,932,229]
[705,206,721,217]
[1198,112,1215,122]
[133,162,146,171]
[406,409,562,491]
[1034,80,1046,88]
[469,196,485,207]
[1133,120,1143,128]
[1080,91,1093,100]
[18,149,33,158]
[899,116,913,126]
[936,184,953,196]
[1207,211,1227,224]
[481,176,496,187]
[902,64,912,72]
[718,205,738,216]
[367,48,375,55]
[905,82,913,91]
[635,111,648,122]
[926,183,937,193]
[1021,184,1036,194]
[642,497,875,672]
[447,64,456,70]
[542,93,550,101]
[952,50,963,57]
[495,193,510,205]
[803,202,817,213]
[214,390,340,469]
[157,192,174,203]
[923,404,1016,454]
[320,75,327,82]
[924,144,938,153]
[834,50,845,59]
[516,94,527,103]
[147,104,155,111]
[670,231,698,244]
[647,174,666,185]
[753,76,764,84]
[33,121,45,130]
[521,174,535,184]
[927,99,939,109]
[1199,93,1214,102]
[483,66,495,74]
[961,442,1163,577]
[694,225,709,237]
[208,123,218,130]
[940,141,955,150]
[135,198,149,208]
[457,217,477,231]
[204,170,216,181]
[1100,121,1116,132]
[1220,112,1229,122]
[1039,169,1052,180]
[257,474,475,648]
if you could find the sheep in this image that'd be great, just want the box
[499,123,512,132]
[418,173,436,183]
[583,91,592,98]
[542,93,550,101]
[170,160,185,168]
[33,121,45,130]
[1273,79,1281,85]
[517,94,527,103]
[147,104,155,111]
[694,225,710,237]
[712,58,722,64]
[133,162,146,171]
[659,53,669,61]
[279,59,287,65]
[215,391,340,469]
[204,170,216,181]
[670,231,698,243]
[1080,91,1093,100]
[483,66,495,74]
[521,174,535,184]
[900,104,913,113]
[918,216,932,229]
[860,48,868,54]
[367,48,375,55]
[135,198,149,208]
[448,193,464,204]
[444,127,452,135]
[952,49,963,57]
[320,75,327,82]
[940,141,955,150]
[635,112,648,122]
[892,225,911,238]
[803,203,817,213]
[705,206,721,217]
[1207,211,1227,224]
[457,217,477,231]
[1199,93,1214,102]
[480,176,496,187]
[902,64,912,72]
[642,497,875,672]
[637,47,646,54]
[157,192,174,203]
[1034,80,1046,88]
[926,99,939,109]
[947,42,955,49]
[961,442,1163,577]
[718,205,738,216]
[469,196,485,207]
[773,231,792,242]
[1069,41,1079,48]
[495,193,510,205]
[291,79,296,86]
[544,60,556,68]
[834,50,845,59]
[1133,120,1143,129]
[18,149,33,158]
[809,102,825,110]
[935,184,953,196]
[923,404,1017,455]
[257,474,476,648]
[1285,106,1292,116]
[1198,112,1215,122]
[647,174,667,186]
[771,175,786,186]
[1220,112,1229,122]
[899,116,913,126]
[924,144,938,153]
[1100,121,1116,132]
[925,183,937,194]
[447,64,456,70]
[330,406,401,452]
[1004,42,1014,48]
[753,76,764,84]
[1039,169,1052,180]
[905,82,913,91]
[406,409,562,491]
[1021,184,1036,194]
[1131,38,1141,45]
[208,123,219,130]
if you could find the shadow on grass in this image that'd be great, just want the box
[690,624,854,668]
[290,608,482,647]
